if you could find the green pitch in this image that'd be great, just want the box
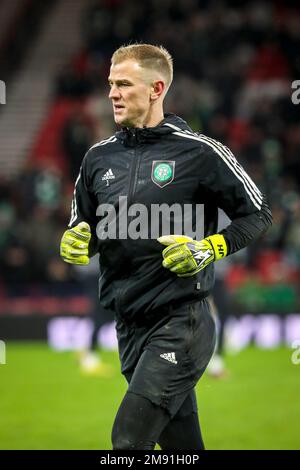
[0,342,299,450]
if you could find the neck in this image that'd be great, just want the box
[133,104,164,128]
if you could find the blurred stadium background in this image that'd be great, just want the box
[0,0,299,450]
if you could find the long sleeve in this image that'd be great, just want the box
[220,195,272,254]
[199,136,272,254]
[68,153,99,256]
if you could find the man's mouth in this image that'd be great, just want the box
[114,104,125,112]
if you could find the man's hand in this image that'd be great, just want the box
[157,234,227,277]
[60,222,91,265]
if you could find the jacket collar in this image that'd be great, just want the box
[115,113,192,146]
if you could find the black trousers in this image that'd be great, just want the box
[112,389,205,450]
[112,299,216,450]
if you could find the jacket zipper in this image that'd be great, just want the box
[127,139,142,208]
[116,138,141,317]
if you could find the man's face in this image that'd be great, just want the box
[108,59,153,128]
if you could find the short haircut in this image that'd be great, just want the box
[111,43,173,93]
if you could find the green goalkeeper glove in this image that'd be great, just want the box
[60,222,91,265]
[157,234,227,277]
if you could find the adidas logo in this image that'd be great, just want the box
[160,352,177,364]
[102,169,115,186]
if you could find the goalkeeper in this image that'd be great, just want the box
[60,43,272,450]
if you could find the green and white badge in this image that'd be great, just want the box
[151,161,175,188]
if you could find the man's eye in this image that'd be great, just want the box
[108,82,131,89]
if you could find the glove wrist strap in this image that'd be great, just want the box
[205,234,228,261]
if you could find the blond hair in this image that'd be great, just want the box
[111,43,173,93]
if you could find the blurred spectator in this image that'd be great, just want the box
[55,63,93,98]
[62,110,93,180]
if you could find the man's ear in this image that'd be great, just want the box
[150,80,165,101]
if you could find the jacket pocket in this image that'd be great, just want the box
[185,304,198,354]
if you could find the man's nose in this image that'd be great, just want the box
[109,85,121,100]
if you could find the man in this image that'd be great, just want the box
[60,44,272,450]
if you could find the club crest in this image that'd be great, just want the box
[151,161,175,188]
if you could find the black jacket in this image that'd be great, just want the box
[68,114,272,323]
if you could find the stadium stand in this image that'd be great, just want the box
[0,0,299,342]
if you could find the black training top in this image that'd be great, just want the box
[68,113,272,323]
